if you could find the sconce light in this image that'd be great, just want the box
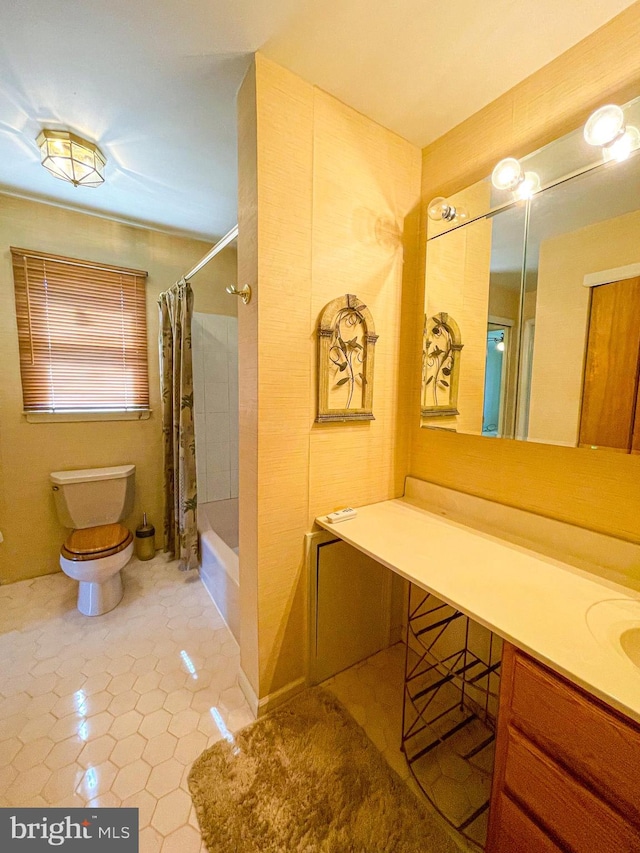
[36,129,106,187]
[491,157,524,191]
[427,196,468,223]
[495,332,505,352]
[602,125,640,163]
[492,157,540,200]
[514,171,541,200]
[583,104,640,163]
[583,104,625,147]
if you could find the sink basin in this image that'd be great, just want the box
[620,628,640,668]
[585,598,640,670]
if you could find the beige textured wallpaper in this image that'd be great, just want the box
[0,194,236,584]
[237,55,421,701]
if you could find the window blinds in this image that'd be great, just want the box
[11,247,150,413]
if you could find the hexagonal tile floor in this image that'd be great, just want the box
[1,554,474,853]
[324,644,474,853]
[0,552,253,853]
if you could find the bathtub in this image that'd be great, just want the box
[198,499,239,644]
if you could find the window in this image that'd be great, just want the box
[11,247,149,415]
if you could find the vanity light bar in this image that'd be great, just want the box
[491,103,635,196]
[480,102,640,216]
[492,107,628,194]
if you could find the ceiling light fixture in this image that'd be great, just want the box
[583,104,625,148]
[36,129,106,188]
[427,197,468,223]
[491,157,525,191]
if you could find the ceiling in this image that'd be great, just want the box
[0,0,636,242]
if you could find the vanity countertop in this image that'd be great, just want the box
[316,488,640,724]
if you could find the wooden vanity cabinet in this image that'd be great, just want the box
[486,643,640,852]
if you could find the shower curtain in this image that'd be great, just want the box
[158,279,199,571]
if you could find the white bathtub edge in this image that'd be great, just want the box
[199,528,240,644]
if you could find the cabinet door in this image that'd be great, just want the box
[502,727,640,853]
[489,792,563,853]
[507,650,640,825]
[632,376,640,454]
[487,644,640,853]
[579,276,640,451]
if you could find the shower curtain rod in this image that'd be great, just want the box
[184,224,238,281]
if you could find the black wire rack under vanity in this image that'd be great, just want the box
[401,585,502,849]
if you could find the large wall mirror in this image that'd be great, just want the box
[422,94,640,454]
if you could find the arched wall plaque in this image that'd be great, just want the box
[316,293,378,422]
[421,312,463,417]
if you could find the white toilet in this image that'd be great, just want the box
[50,464,136,616]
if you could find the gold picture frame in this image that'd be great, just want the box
[421,312,463,417]
[316,294,378,423]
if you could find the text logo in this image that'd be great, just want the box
[0,808,138,851]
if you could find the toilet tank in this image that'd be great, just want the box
[50,465,135,529]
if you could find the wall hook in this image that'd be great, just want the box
[226,283,251,305]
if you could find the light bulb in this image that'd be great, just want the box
[584,104,625,147]
[491,157,524,191]
[496,340,505,352]
[514,171,541,200]
[427,197,456,222]
[602,126,640,163]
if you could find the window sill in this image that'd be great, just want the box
[25,410,151,424]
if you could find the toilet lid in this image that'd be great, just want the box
[63,523,131,556]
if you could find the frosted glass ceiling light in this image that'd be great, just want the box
[491,157,524,191]
[602,126,640,163]
[427,197,468,223]
[583,104,625,147]
[37,129,106,187]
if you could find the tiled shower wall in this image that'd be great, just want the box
[192,312,238,502]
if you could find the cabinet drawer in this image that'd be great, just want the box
[509,649,640,824]
[504,726,640,853]
[489,791,563,853]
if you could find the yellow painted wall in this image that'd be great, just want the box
[411,2,640,543]
[191,245,238,315]
[488,276,520,321]
[529,209,640,446]
[0,194,235,584]
[237,55,421,700]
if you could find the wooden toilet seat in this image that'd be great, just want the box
[62,523,133,562]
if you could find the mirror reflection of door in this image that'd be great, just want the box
[482,323,510,436]
[579,276,640,453]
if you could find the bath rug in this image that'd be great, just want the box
[188,686,459,853]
